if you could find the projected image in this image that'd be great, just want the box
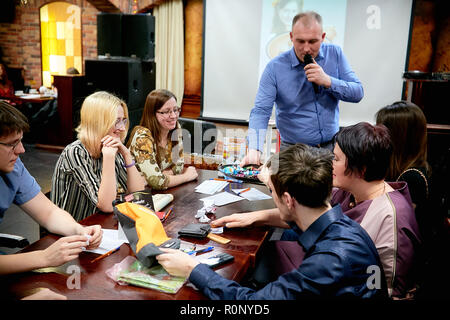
[259,0,347,77]
[203,0,414,124]
[271,0,304,35]
[265,0,304,60]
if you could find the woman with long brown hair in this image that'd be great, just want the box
[375,101,430,209]
[375,101,439,266]
[127,89,197,190]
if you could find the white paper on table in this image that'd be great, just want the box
[195,180,229,195]
[85,228,128,255]
[232,188,272,201]
[117,223,129,243]
[200,192,245,206]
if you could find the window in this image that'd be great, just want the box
[40,2,82,87]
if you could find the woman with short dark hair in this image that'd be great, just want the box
[331,122,420,298]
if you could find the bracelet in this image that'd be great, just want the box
[123,160,135,169]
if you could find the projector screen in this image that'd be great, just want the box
[201,0,414,126]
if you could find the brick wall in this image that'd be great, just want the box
[0,0,99,88]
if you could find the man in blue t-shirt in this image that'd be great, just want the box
[0,101,103,300]
[156,144,387,299]
[241,11,363,166]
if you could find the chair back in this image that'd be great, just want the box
[178,117,217,155]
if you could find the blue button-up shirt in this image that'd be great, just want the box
[248,43,363,151]
[189,205,387,299]
[0,157,40,222]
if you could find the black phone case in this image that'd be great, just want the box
[203,252,234,268]
[178,223,211,238]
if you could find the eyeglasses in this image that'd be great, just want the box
[0,137,23,152]
[156,107,181,117]
[114,118,128,129]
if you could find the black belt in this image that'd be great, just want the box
[280,138,335,150]
[316,139,335,149]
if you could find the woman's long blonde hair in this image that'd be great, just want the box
[76,91,129,158]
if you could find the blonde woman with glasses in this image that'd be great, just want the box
[127,89,198,190]
[51,91,146,221]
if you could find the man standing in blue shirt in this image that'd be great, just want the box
[242,11,363,166]
[157,144,387,299]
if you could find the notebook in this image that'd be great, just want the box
[115,189,174,220]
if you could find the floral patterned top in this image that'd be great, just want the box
[128,125,184,190]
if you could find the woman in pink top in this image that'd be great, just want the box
[330,122,421,298]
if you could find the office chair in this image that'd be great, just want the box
[0,233,29,248]
[0,191,52,251]
[178,117,218,155]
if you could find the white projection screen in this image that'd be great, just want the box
[201,0,414,126]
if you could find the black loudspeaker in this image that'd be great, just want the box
[97,13,155,61]
[0,0,15,23]
[84,58,155,114]
[122,14,155,60]
[127,108,144,139]
[97,13,123,57]
[71,76,88,139]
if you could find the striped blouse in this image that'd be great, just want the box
[50,140,127,221]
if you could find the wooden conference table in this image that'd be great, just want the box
[2,170,276,300]
[15,93,55,103]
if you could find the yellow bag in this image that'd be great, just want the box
[114,202,180,267]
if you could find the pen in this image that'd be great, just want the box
[223,175,244,183]
[211,178,234,182]
[182,244,196,254]
[90,245,121,263]
[187,246,214,255]
[237,187,251,196]
[211,177,243,183]
[162,207,173,222]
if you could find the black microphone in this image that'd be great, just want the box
[303,54,319,94]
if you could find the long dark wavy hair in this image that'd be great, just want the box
[376,101,430,180]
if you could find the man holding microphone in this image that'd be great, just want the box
[242,11,363,166]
